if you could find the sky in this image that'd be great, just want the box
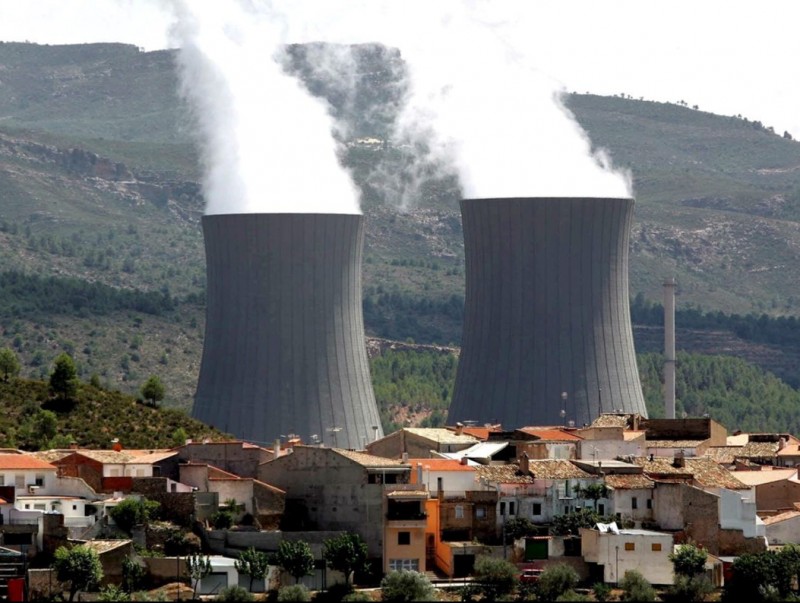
[1,0,799,215]
[1,0,798,139]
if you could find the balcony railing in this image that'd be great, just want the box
[386,512,428,521]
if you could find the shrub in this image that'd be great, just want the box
[536,564,579,601]
[592,581,612,602]
[341,591,373,602]
[472,555,518,600]
[666,574,713,602]
[98,585,130,602]
[277,584,311,602]
[211,510,234,529]
[556,590,590,602]
[670,544,708,577]
[380,570,436,602]
[216,586,254,601]
[619,570,656,602]
[109,497,160,533]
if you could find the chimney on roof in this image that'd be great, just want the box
[673,449,686,468]
[111,438,122,452]
[779,437,787,451]
[69,440,78,450]
[455,422,464,436]
[519,452,530,475]
[274,439,282,460]
[401,452,409,463]
[460,455,469,466]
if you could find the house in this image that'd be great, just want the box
[642,417,728,458]
[572,460,655,523]
[728,467,800,514]
[762,510,800,546]
[633,455,766,555]
[367,428,479,459]
[437,441,511,466]
[577,415,647,460]
[706,433,800,468]
[42,448,178,493]
[0,454,58,498]
[475,458,597,528]
[179,463,285,529]
[13,496,96,532]
[81,539,136,586]
[383,485,428,574]
[176,440,273,480]
[258,446,412,557]
[514,427,583,460]
[580,525,674,584]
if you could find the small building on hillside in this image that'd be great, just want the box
[367,428,479,460]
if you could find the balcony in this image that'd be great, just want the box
[385,511,428,528]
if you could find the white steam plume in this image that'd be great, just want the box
[168,0,359,215]
[380,3,633,204]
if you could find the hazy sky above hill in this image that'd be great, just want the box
[2,0,798,141]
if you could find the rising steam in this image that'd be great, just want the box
[169,0,360,215]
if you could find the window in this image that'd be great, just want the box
[72,505,78,511]
[0,475,4,486]
[455,505,464,519]
[631,497,638,510]
[437,477,443,493]
[500,502,506,516]
[532,503,542,516]
[598,503,605,516]
[509,502,516,515]
[398,532,411,546]
[651,543,662,552]
[389,559,419,572]
[625,542,635,551]
[34,475,44,486]
[476,506,486,519]
[646,498,652,510]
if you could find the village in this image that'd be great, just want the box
[0,412,796,599]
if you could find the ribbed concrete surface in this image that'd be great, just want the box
[449,198,647,428]
[193,213,383,449]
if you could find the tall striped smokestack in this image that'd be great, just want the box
[193,213,383,449]
[449,197,647,428]
[663,277,677,419]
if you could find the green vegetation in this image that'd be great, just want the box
[619,570,656,602]
[471,555,518,601]
[109,497,161,533]
[536,564,579,601]
[380,570,436,602]
[140,375,165,406]
[277,584,311,602]
[269,541,314,585]
[53,545,104,602]
[322,533,369,587]
[0,377,223,450]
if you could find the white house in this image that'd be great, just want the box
[0,454,58,497]
[763,510,800,546]
[14,495,96,529]
[580,526,674,585]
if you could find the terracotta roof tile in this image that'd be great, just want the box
[0,454,57,470]
[762,510,800,525]
[518,428,583,441]
[408,459,475,472]
[474,464,535,484]
[604,474,655,490]
[632,457,749,489]
[405,428,479,445]
[335,449,410,468]
[526,460,591,479]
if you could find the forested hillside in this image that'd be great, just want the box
[2,42,800,435]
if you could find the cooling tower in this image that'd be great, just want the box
[449,197,647,428]
[193,213,383,449]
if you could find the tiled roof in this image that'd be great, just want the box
[526,460,591,480]
[590,414,633,428]
[82,539,133,555]
[729,469,798,486]
[408,459,475,472]
[738,441,780,458]
[632,457,749,490]
[646,440,707,448]
[474,464,535,484]
[604,474,655,490]
[0,454,56,470]
[518,428,583,441]
[335,449,410,468]
[704,447,742,464]
[29,450,74,463]
[405,428,479,445]
[762,510,800,525]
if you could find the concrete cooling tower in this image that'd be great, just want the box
[449,197,647,428]
[193,213,383,449]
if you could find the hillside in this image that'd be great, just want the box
[0,377,225,450]
[2,42,800,428]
